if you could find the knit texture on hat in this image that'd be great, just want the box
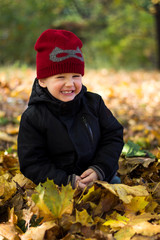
[35,29,84,79]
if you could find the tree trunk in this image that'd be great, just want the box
[154,3,160,70]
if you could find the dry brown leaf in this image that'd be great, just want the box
[0,175,16,204]
[118,157,155,176]
[20,221,57,240]
[133,221,160,236]
[95,181,149,204]
[0,223,20,240]
[114,213,160,240]
[12,173,35,189]
[6,125,19,135]
[8,208,18,225]
[0,131,17,143]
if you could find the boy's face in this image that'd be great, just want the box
[38,73,82,102]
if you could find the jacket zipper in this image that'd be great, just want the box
[81,115,94,144]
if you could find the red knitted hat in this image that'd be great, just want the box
[34,29,84,79]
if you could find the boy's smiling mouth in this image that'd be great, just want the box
[61,90,74,94]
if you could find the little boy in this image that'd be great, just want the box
[18,29,124,189]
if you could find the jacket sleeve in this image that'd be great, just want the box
[90,97,124,182]
[18,108,69,186]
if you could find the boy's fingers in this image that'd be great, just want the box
[80,168,93,178]
[78,181,87,190]
[80,174,92,183]
[75,175,82,188]
[81,171,98,184]
[80,171,89,178]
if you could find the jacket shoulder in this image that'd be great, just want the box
[20,103,46,130]
[84,91,102,104]
[22,103,42,118]
[83,91,102,114]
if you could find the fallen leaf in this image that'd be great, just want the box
[12,173,35,189]
[114,214,160,240]
[0,131,17,143]
[118,157,155,176]
[122,141,149,158]
[6,125,19,135]
[0,175,16,204]
[133,221,160,236]
[124,196,149,214]
[75,209,94,226]
[32,179,75,220]
[95,181,149,204]
[20,221,57,240]
[0,223,20,240]
[114,224,136,240]
[103,211,129,229]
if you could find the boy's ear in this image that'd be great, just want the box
[38,79,47,88]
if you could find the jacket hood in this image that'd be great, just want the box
[28,78,87,116]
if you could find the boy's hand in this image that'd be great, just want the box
[80,168,98,185]
[75,175,87,189]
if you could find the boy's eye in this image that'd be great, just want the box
[73,75,80,78]
[57,76,65,79]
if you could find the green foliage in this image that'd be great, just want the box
[88,3,156,69]
[122,140,155,158]
[0,0,157,69]
[0,116,18,126]
[0,117,10,126]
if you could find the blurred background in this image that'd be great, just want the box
[0,0,160,70]
[0,0,160,154]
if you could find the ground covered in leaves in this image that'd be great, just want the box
[0,67,160,240]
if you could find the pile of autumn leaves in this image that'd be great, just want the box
[0,141,160,240]
[0,68,160,240]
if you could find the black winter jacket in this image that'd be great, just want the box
[18,79,124,187]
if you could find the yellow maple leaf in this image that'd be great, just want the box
[75,209,94,226]
[124,196,149,214]
[32,179,75,220]
[103,211,129,229]
[76,185,102,205]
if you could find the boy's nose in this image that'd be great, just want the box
[65,77,74,86]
